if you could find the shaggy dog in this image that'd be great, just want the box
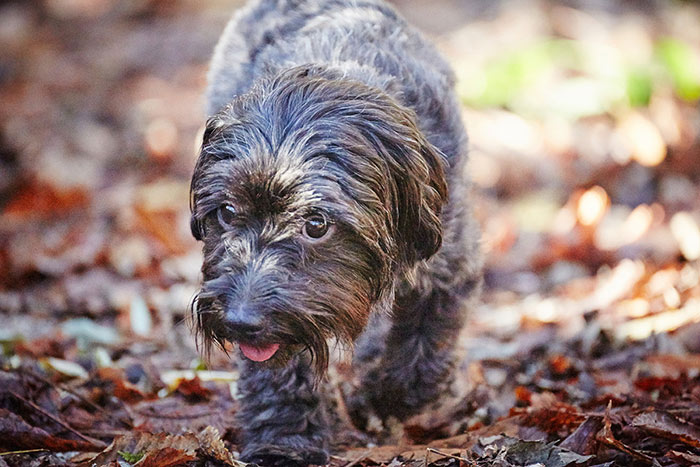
[189,0,482,464]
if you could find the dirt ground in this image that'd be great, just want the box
[1,0,700,465]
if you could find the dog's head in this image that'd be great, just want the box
[189,66,447,373]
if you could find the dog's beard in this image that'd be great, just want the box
[191,271,374,375]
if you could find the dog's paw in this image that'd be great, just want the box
[241,443,329,466]
[344,387,394,437]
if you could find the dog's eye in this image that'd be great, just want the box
[217,204,237,227]
[302,214,330,240]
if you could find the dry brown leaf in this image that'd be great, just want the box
[596,404,653,465]
[174,376,212,401]
[560,417,603,456]
[0,408,101,453]
[138,446,197,467]
[76,431,198,467]
[196,426,243,466]
[632,411,700,449]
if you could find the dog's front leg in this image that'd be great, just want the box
[236,353,330,466]
[369,287,465,420]
[349,266,481,427]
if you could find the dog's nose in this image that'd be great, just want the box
[223,305,264,339]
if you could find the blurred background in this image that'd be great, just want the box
[0,0,700,462]
[2,0,699,352]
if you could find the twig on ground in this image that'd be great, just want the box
[425,447,476,467]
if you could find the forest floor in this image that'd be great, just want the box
[1,0,700,466]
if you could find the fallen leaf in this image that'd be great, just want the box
[0,408,101,452]
[174,376,212,401]
[97,367,154,403]
[596,404,653,465]
[44,357,89,379]
[667,450,700,465]
[77,431,198,467]
[196,426,243,466]
[632,411,700,449]
[560,417,603,455]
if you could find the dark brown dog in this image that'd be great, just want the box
[189,1,482,464]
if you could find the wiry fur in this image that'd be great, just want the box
[189,0,482,464]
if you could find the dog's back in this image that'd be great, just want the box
[206,0,467,166]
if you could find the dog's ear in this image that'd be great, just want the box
[408,137,447,262]
[190,114,227,241]
[392,130,448,264]
[363,102,448,265]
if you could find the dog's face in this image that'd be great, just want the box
[190,67,447,373]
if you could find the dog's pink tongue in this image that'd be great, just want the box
[239,343,280,362]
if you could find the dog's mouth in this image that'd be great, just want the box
[239,342,280,362]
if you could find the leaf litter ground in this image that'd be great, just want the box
[1,0,700,465]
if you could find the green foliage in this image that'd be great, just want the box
[656,37,700,101]
[462,40,578,109]
[458,34,700,117]
[471,42,551,107]
[626,67,654,107]
[118,450,145,464]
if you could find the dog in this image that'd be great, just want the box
[189,0,482,464]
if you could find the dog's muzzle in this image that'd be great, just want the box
[223,303,280,362]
